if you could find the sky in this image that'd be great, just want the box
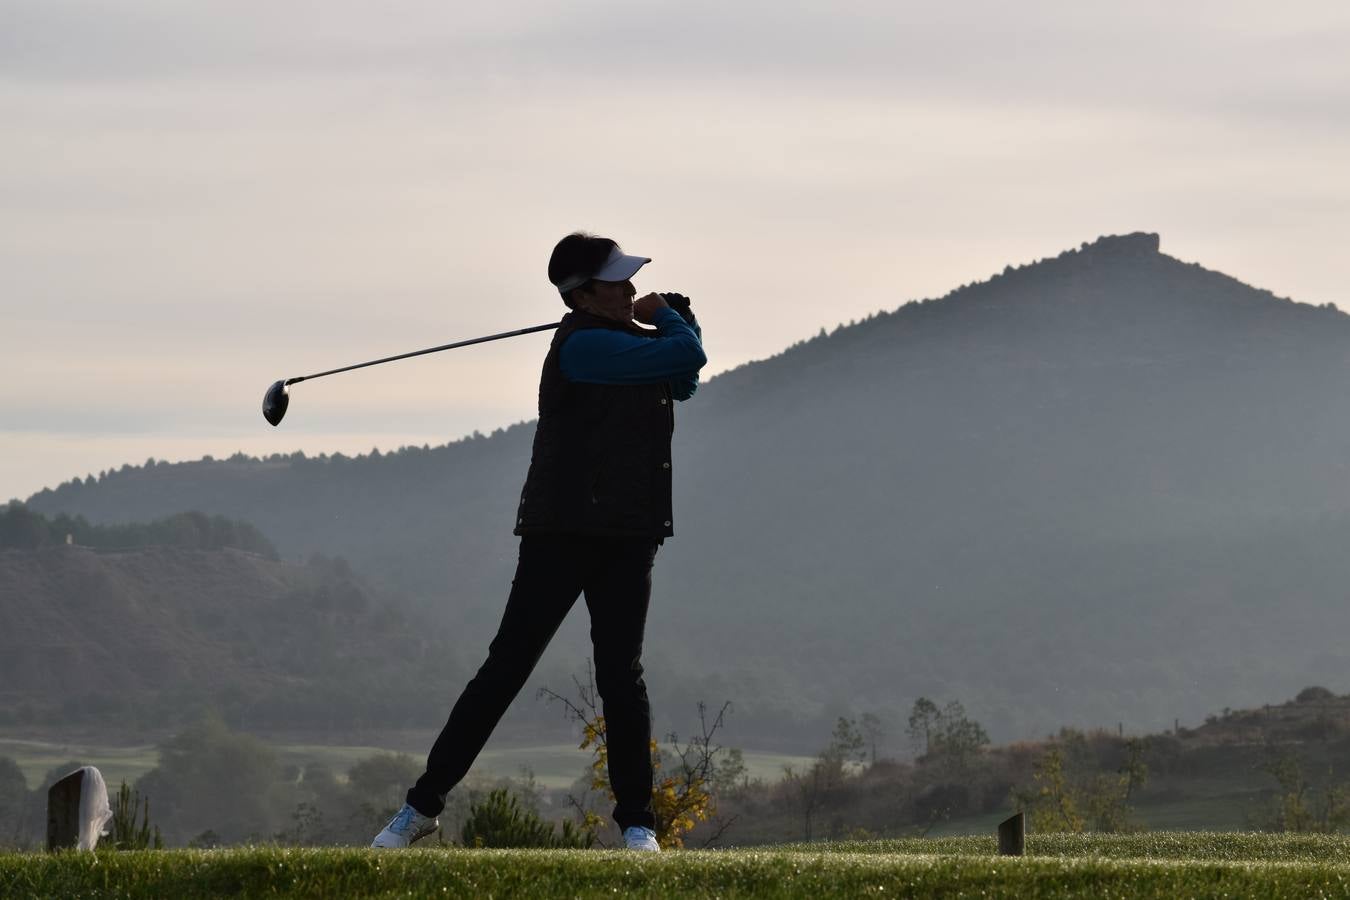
[3,0,1348,503]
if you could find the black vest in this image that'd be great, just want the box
[514,310,675,539]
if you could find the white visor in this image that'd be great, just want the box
[555,246,651,293]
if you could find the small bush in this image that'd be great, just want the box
[460,789,594,849]
[110,781,163,850]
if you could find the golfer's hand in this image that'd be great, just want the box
[661,292,695,325]
[633,293,669,324]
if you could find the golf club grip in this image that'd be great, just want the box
[287,322,561,385]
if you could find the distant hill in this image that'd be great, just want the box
[25,233,1350,747]
[0,544,464,735]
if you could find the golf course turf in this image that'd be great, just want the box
[4,833,1350,898]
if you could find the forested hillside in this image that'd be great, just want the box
[25,233,1350,745]
[0,543,463,734]
[0,505,278,558]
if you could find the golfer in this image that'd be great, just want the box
[373,232,707,851]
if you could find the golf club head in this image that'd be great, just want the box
[262,380,289,426]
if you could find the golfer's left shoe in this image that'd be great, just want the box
[371,804,439,848]
[623,826,661,851]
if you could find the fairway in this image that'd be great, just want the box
[0,736,812,792]
[4,834,1350,899]
[0,738,159,793]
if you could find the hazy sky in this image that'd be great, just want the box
[3,1,1348,503]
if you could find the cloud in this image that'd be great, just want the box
[6,1,1348,115]
[2,1,1348,500]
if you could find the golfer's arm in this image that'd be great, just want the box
[669,316,702,401]
[561,309,706,391]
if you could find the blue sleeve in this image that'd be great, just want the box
[670,316,702,401]
[560,307,706,401]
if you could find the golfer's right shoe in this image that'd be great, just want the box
[623,826,661,851]
[371,804,439,848]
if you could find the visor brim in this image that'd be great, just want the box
[591,253,651,283]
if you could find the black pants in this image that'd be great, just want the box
[407,534,659,831]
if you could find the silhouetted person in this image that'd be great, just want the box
[372,232,706,851]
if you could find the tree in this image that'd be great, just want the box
[907,698,940,757]
[1016,745,1084,833]
[930,700,990,771]
[781,761,828,842]
[134,714,288,844]
[0,503,49,549]
[908,698,989,772]
[827,717,867,768]
[1119,738,1149,804]
[540,663,737,848]
[1081,738,1149,833]
[860,712,885,765]
[1259,749,1350,833]
[779,714,881,842]
[1014,733,1148,833]
[710,747,748,798]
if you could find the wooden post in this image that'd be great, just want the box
[998,812,1025,856]
[47,770,84,851]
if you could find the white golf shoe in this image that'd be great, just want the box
[371,803,439,848]
[623,826,661,851]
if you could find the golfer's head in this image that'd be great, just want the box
[549,232,651,312]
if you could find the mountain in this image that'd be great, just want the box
[25,233,1350,747]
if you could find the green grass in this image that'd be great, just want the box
[5,834,1350,898]
[789,831,1350,861]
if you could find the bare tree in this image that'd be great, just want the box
[860,712,885,765]
[781,762,828,842]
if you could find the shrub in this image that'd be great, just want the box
[109,781,163,850]
[461,789,594,849]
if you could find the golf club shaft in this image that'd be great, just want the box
[285,322,561,386]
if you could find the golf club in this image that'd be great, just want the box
[262,322,560,426]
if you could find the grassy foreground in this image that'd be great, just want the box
[5,834,1350,899]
